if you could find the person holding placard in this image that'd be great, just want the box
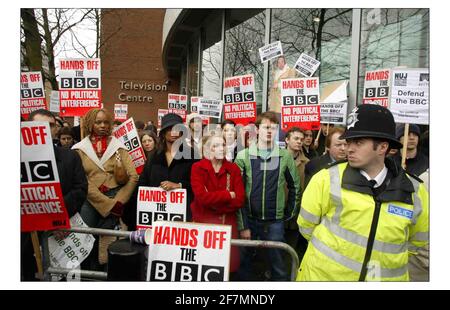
[190,134,245,276]
[268,56,296,113]
[124,113,199,230]
[393,124,429,177]
[22,109,88,281]
[302,130,318,160]
[72,108,138,269]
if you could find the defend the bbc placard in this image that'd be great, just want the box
[390,68,429,125]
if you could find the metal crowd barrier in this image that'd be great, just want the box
[41,227,299,281]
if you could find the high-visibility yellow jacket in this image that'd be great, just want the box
[297,160,429,281]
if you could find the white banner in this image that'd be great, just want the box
[147,221,232,281]
[136,187,187,230]
[48,213,95,272]
[114,104,128,121]
[294,53,321,77]
[390,68,429,125]
[49,91,60,113]
[259,41,283,63]
[199,98,223,119]
[320,80,348,125]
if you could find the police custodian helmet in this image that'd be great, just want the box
[340,104,403,149]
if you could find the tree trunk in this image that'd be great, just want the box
[21,9,43,71]
[41,9,58,90]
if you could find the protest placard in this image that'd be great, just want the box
[112,118,146,174]
[223,74,257,125]
[20,72,47,119]
[199,98,223,119]
[294,53,321,77]
[281,77,321,131]
[190,97,209,125]
[363,69,391,107]
[158,109,169,128]
[320,80,348,125]
[168,93,188,122]
[48,213,95,272]
[21,121,70,232]
[49,91,60,113]
[389,68,429,125]
[147,221,231,281]
[114,104,128,121]
[259,41,283,63]
[136,187,187,230]
[58,58,102,117]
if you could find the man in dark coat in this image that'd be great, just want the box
[394,124,429,176]
[22,109,88,281]
[304,127,347,187]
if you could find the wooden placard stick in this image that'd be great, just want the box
[401,123,409,170]
[30,231,43,280]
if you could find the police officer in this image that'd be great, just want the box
[296,104,429,281]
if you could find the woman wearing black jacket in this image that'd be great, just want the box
[123,113,198,230]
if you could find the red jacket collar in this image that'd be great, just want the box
[196,158,233,177]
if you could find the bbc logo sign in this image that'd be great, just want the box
[224,92,254,103]
[168,102,187,109]
[149,260,225,281]
[21,161,55,183]
[21,88,43,99]
[283,95,318,106]
[124,137,140,152]
[60,78,99,89]
[365,87,389,98]
[139,211,184,226]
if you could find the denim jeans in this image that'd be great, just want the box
[79,187,121,271]
[238,218,289,281]
[80,187,121,229]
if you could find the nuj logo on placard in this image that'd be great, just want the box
[394,73,408,87]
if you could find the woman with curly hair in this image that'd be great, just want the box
[72,108,138,269]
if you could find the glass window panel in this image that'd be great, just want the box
[224,9,265,114]
[200,12,223,99]
[268,9,352,113]
[358,8,429,104]
[187,39,199,97]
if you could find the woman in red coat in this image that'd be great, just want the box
[190,135,245,275]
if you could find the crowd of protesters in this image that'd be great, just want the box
[21,105,429,282]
